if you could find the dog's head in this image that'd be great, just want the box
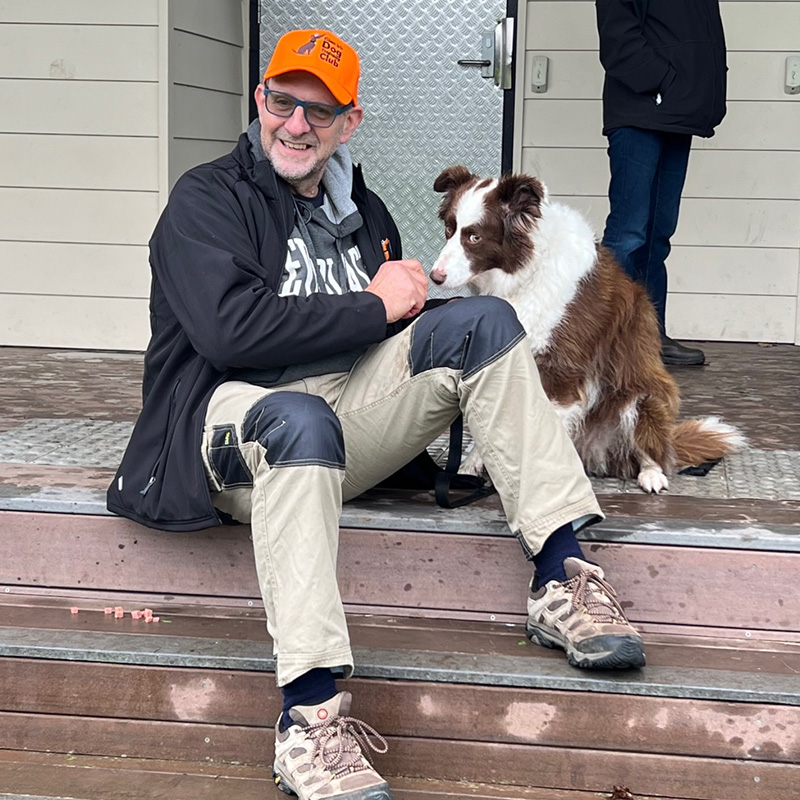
[429,166,548,290]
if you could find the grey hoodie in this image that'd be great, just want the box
[234,120,374,385]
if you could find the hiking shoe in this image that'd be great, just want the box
[273,691,392,800]
[526,557,645,669]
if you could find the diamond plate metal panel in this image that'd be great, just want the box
[260,0,506,280]
[0,419,133,469]
[725,449,800,501]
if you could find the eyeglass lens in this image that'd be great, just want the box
[266,91,338,127]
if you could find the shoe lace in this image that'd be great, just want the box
[306,715,389,775]
[565,567,629,624]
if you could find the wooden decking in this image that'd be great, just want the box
[0,342,799,800]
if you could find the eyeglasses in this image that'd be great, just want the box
[263,88,353,129]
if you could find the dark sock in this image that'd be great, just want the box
[279,668,337,732]
[531,521,586,590]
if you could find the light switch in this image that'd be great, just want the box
[786,56,800,95]
[531,55,549,94]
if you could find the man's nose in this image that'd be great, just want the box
[283,105,312,136]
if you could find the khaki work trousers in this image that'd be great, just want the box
[201,300,602,685]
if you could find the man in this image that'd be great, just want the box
[108,30,644,800]
[596,0,727,366]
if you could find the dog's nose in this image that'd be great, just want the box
[429,268,446,285]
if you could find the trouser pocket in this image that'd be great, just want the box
[202,423,253,491]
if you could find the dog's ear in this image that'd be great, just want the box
[433,165,475,195]
[495,173,547,240]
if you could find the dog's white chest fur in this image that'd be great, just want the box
[478,202,598,355]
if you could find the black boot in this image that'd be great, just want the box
[661,335,705,366]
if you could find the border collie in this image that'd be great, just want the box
[430,166,745,493]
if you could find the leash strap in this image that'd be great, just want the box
[434,415,496,509]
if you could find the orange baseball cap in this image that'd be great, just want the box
[264,30,360,105]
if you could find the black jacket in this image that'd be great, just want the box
[107,134,402,531]
[596,0,727,137]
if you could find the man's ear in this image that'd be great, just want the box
[495,173,547,241]
[433,165,475,195]
[339,104,364,144]
[254,83,268,123]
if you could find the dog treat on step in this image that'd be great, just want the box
[104,607,114,614]
[145,615,160,623]
[143,608,154,619]
[114,607,125,618]
[70,607,79,614]
[131,610,142,620]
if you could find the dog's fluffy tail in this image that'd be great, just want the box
[672,416,747,468]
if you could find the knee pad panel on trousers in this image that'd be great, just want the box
[410,296,525,379]
[242,392,345,469]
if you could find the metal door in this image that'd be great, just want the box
[259,1,516,277]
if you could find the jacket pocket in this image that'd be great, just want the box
[207,424,253,490]
[140,379,180,496]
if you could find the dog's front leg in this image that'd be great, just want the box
[637,455,669,493]
[460,441,487,477]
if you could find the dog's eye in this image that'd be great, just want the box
[468,233,481,244]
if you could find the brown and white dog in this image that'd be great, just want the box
[430,166,745,493]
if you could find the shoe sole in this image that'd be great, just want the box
[662,356,705,366]
[273,768,393,800]
[526,622,646,670]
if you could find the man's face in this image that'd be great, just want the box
[255,71,363,195]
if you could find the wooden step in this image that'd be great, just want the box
[1,604,799,800]
[0,751,679,800]
[3,508,800,634]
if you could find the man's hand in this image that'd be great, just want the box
[365,259,429,323]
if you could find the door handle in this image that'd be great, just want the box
[458,20,514,89]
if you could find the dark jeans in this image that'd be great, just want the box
[601,127,692,333]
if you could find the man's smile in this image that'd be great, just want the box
[280,140,313,152]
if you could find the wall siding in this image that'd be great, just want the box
[522,0,800,343]
[167,0,246,189]
[0,1,160,350]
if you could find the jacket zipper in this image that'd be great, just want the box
[140,379,181,496]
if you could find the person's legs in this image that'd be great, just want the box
[602,127,663,287]
[203,379,391,800]
[641,132,692,332]
[334,297,643,669]
[336,296,601,546]
[202,379,353,686]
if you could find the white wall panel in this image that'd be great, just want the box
[524,100,800,150]
[0,80,158,136]
[523,148,800,200]
[171,29,244,94]
[0,0,158,25]
[0,134,158,191]
[666,294,796,343]
[0,188,158,246]
[669,247,799,296]
[0,295,150,350]
[524,51,799,102]
[170,86,242,148]
[172,0,244,47]
[552,196,800,250]
[0,242,151,298]
[0,24,158,81]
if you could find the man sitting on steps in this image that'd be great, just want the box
[107,28,644,800]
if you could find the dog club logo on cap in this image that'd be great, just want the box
[264,29,360,105]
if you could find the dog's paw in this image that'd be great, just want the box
[637,467,669,494]
[460,449,486,477]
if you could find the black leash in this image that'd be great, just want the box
[434,415,496,509]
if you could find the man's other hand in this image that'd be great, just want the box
[365,259,429,323]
